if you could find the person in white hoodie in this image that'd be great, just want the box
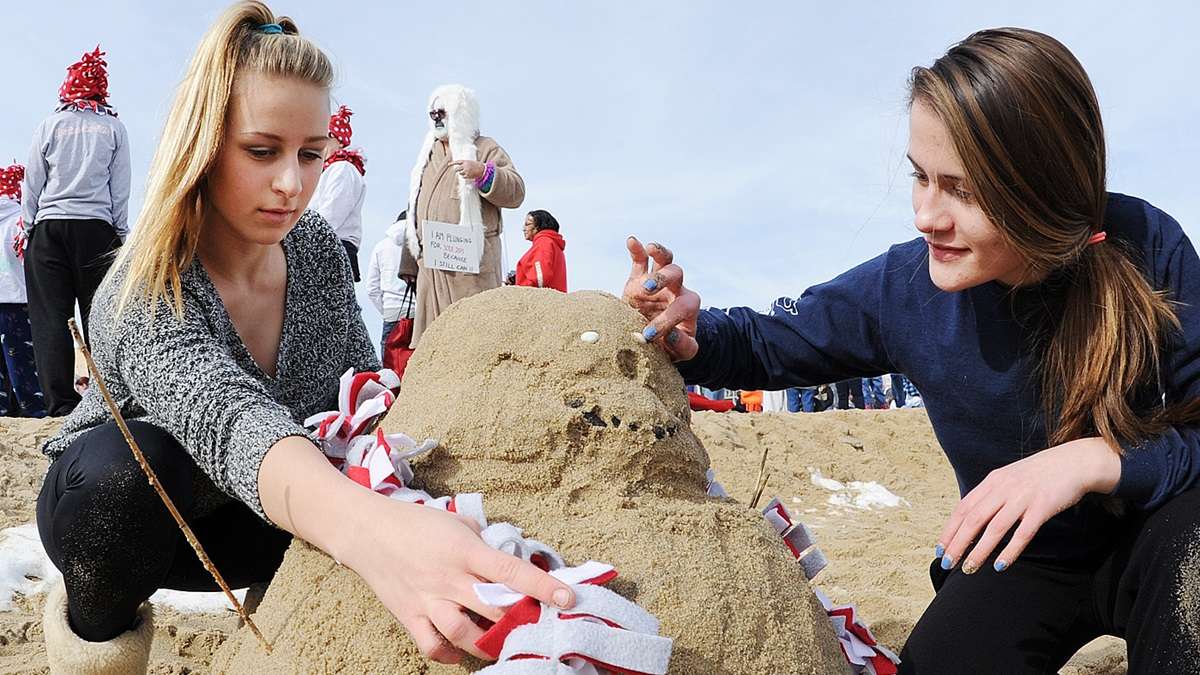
[0,164,46,418]
[309,104,366,281]
[366,211,418,355]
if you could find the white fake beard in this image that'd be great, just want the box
[432,124,448,140]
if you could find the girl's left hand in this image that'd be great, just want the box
[937,437,1122,574]
[451,160,486,181]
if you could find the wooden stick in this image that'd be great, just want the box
[68,319,272,654]
[748,446,770,510]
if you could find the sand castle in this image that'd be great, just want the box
[213,287,848,674]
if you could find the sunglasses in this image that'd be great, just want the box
[429,109,447,122]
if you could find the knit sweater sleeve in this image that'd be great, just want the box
[675,250,896,391]
[105,291,310,520]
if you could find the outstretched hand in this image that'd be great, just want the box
[621,236,701,361]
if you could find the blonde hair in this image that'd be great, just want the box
[910,28,1199,448]
[113,1,333,317]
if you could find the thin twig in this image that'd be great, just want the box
[68,319,272,654]
[748,446,770,510]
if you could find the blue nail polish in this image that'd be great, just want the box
[940,555,954,570]
[643,278,658,291]
[994,560,1008,573]
[642,326,658,340]
[935,544,944,558]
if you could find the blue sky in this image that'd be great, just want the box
[5,2,1198,342]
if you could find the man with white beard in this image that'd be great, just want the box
[405,84,525,348]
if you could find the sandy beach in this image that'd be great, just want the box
[0,409,1126,673]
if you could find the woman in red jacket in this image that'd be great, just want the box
[514,209,567,292]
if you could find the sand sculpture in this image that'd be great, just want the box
[213,287,848,674]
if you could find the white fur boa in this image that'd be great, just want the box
[406,84,484,266]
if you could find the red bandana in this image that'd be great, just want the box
[0,164,22,202]
[324,149,366,176]
[58,46,113,114]
[329,105,354,148]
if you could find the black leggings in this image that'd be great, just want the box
[899,486,1200,674]
[36,421,291,642]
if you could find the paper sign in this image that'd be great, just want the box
[422,219,481,274]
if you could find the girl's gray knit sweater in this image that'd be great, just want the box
[42,210,380,519]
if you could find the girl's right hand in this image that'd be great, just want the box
[341,496,576,664]
[622,236,701,361]
[259,439,576,665]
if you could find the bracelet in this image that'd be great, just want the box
[474,161,495,190]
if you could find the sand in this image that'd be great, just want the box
[215,288,849,673]
[0,294,1129,672]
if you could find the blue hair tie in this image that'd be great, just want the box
[258,23,284,34]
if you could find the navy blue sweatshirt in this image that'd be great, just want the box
[677,193,1200,563]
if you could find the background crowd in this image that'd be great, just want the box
[1,49,573,420]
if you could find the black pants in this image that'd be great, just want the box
[899,486,1200,674]
[341,239,361,282]
[835,378,864,409]
[36,421,291,642]
[24,219,121,415]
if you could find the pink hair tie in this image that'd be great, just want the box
[1087,231,1107,245]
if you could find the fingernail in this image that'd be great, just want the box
[642,326,658,341]
[940,555,954,570]
[552,588,572,609]
[994,560,1008,573]
[934,543,944,558]
[643,278,658,291]
[962,560,978,575]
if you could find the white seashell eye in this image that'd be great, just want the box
[580,331,600,344]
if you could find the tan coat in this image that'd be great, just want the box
[410,136,524,347]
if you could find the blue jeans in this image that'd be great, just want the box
[380,320,398,359]
[890,374,908,408]
[786,388,801,412]
[0,304,46,417]
[863,376,887,409]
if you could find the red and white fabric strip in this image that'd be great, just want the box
[475,661,602,674]
[483,603,673,675]
[481,522,567,572]
[11,218,27,259]
[760,496,826,579]
[474,560,616,609]
[815,590,900,675]
[304,367,403,460]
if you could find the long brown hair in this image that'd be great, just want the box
[909,28,1199,448]
[113,1,333,318]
